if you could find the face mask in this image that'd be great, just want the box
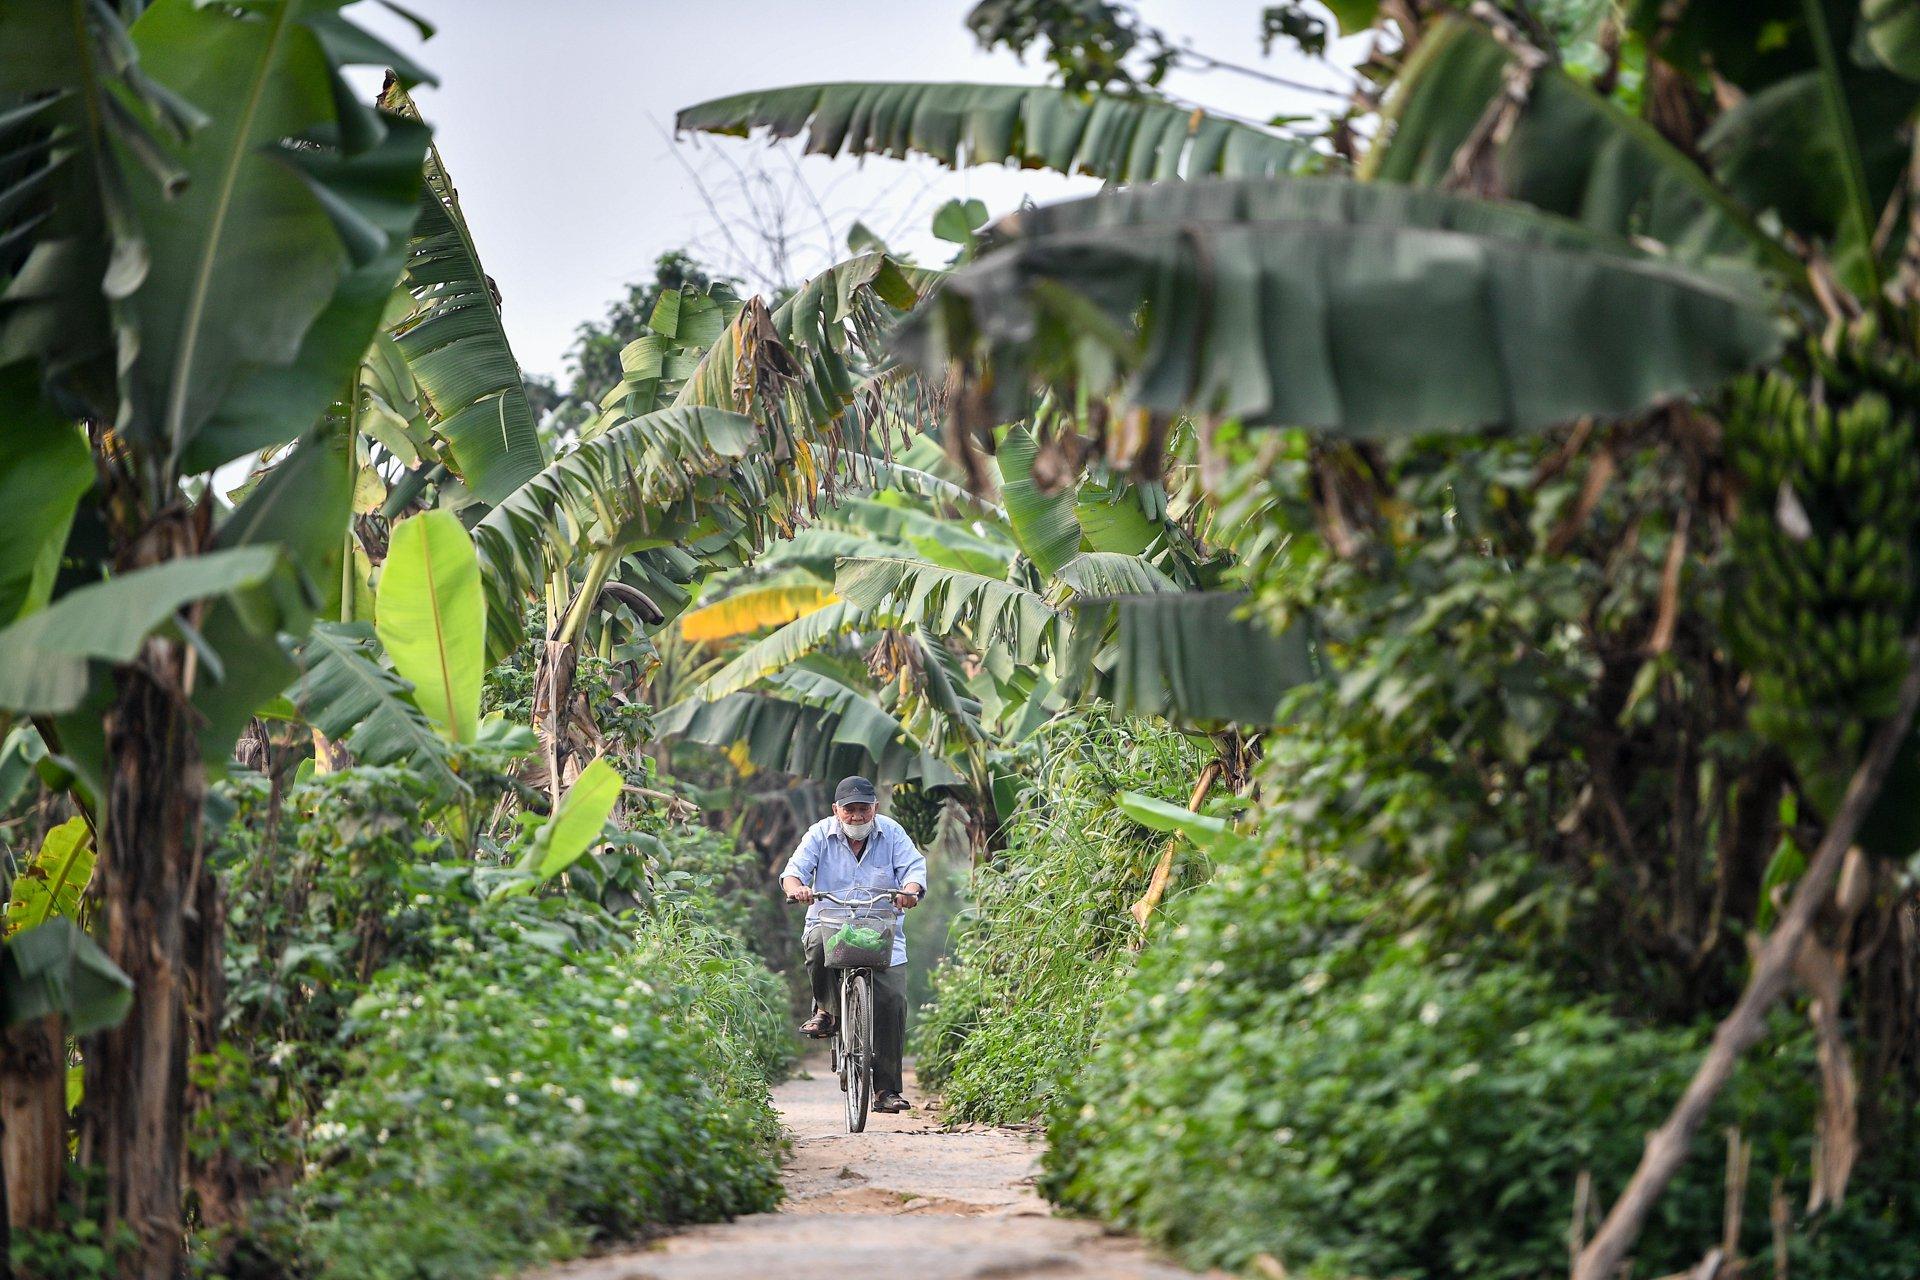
[838,818,875,841]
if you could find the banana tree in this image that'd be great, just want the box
[741,2,1920,1270]
[472,250,934,806]
[651,425,1302,853]
[0,1,434,1266]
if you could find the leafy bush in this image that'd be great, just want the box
[1044,846,1920,1280]
[198,762,791,1278]
[289,932,782,1279]
[913,710,1213,1123]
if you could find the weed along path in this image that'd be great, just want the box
[535,1056,1214,1280]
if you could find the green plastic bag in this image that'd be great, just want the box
[832,922,886,951]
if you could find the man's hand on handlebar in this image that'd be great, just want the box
[780,875,815,905]
[894,885,925,910]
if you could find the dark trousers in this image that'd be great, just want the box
[804,926,907,1096]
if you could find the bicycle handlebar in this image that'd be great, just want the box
[789,888,918,908]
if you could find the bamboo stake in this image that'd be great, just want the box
[1575,642,1920,1280]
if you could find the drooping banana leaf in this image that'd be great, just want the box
[0,546,284,716]
[1051,551,1178,599]
[836,557,1056,665]
[843,451,1008,520]
[997,425,1083,576]
[656,682,953,786]
[1,918,132,1036]
[680,582,839,642]
[471,406,764,661]
[1062,590,1323,726]
[285,621,465,795]
[897,176,1784,445]
[1364,17,1787,271]
[677,81,1318,182]
[671,252,932,451]
[381,82,546,505]
[754,529,900,578]
[692,599,870,701]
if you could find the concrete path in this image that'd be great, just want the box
[534,1056,1213,1280]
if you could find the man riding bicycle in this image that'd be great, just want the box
[780,775,926,1114]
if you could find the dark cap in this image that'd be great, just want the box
[834,775,878,805]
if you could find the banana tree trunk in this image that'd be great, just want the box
[82,642,212,1278]
[536,549,618,809]
[535,636,581,810]
[1,1014,64,1238]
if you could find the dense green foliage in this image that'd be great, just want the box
[1045,846,1914,1279]
[913,711,1212,1122]
[195,761,788,1278]
[291,932,781,1280]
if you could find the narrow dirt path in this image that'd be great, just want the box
[536,1056,1213,1280]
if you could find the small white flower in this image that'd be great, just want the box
[1274,1127,1295,1145]
[608,1024,630,1040]
[441,1099,454,1111]
[567,1096,586,1114]
[485,1075,503,1088]
[413,893,432,905]
[1419,1001,1443,1026]
[531,1017,549,1029]
[376,1128,389,1144]
[610,1077,640,1098]
[504,1092,520,1106]
[612,998,629,1010]
[1298,971,1329,996]
[304,1162,320,1177]
[410,995,425,1009]
[1448,1062,1481,1084]
[508,1070,525,1084]
[562,964,579,977]
[484,983,503,997]
[268,1041,295,1067]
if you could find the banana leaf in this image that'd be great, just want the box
[678,81,1316,182]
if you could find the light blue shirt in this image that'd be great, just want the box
[781,814,927,967]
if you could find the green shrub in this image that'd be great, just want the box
[1044,848,1920,1280]
[289,933,782,1280]
[199,763,792,1278]
[913,710,1213,1123]
[626,903,794,1089]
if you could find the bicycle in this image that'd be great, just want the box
[790,887,912,1133]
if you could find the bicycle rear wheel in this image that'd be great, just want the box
[842,969,873,1132]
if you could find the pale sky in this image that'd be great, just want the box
[357,1,1368,382]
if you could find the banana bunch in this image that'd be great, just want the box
[888,781,945,849]
[1724,324,1920,754]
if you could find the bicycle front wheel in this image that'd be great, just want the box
[842,969,873,1133]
